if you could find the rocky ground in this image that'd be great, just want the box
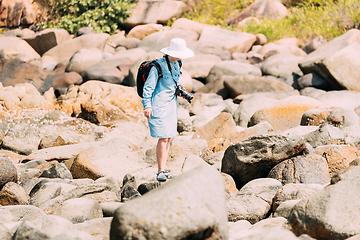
[1,2,360,239]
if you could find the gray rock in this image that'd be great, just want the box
[268,154,330,185]
[198,25,257,54]
[80,58,129,84]
[38,183,110,214]
[94,176,121,192]
[233,95,279,127]
[50,229,95,240]
[12,220,50,240]
[52,198,103,224]
[0,182,29,206]
[313,90,360,110]
[272,183,324,212]
[182,54,222,79]
[177,107,192,133]
[0,37,40,62]
[303,123,345,148]
[2,122,41,155]
[0,157,18,189]
[325,109,360,128]
[206,61,262,84]
[297,72,331,90]
[227,178,282,223]
[221,134,306,188]
[138,29,198,53]
[223,74,293,99]
[29,183,62,207]
[261,53,302,78]
[228,0,288,25]
[65,48,103,73]
[188,39,232,60]
[289,165,360,239]
[299,29,360,92]
[236,227,299,240]
[40,163,73,179]
[30,215,76,238]
[42,33,110,66]
[273,199,302,218]
[70,138,148,182]
[137,181,160,195]
[23,29,71,56]
[110,164,228,240]
[0,205,46,223]
[100,202,123,217]
[75,217,112,240]
[125,0,187,28]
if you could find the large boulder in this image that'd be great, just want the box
[42,33,109,66]
[223,74,294,99]
[70,137,148,181]
[198,25,257,53]
[0,0,40,27]
[228,0,288,25]
[52,198,103,224]
[191,112,237,150]
[206,61,262,84]
[248,95,329,132]
[227,178,282,223]
[127,23,164,40]
[299,29,360,92]
[261,53,303,78]
[65,48,104,73]
[272,183,324,212]
[268,154,330,185]
[182,54,222,79]
[124,0,188,28]
[315,144,360,177]
[23,29,71,56]
[80,58,128,85]
[233,95,279,127]
[137,29,199,52]
[0,157,18,189]
[289,165,360,239]
[0,182,29,205]
[313,90,360,110]
[0,36,40,62]
[221,134,306,188]
[110,164,228,240]
[0,58,49,89]
[213,121,274,152]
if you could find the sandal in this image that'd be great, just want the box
[165,173,176,179]
[156,170,167,182]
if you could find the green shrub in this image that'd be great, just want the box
[37,0,136,34]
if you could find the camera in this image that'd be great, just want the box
[175,84,194,103]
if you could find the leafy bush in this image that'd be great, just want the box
[37,0,136,34]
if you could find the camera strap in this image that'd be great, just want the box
[165,55,179,87]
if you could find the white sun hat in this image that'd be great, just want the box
[160,38,194,59]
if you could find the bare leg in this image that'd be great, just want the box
[156,137,171,172]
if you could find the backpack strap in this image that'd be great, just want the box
[153,61,162,79]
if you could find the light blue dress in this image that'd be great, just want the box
[142,57,181,138]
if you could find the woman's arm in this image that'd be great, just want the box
[142,66,159,118]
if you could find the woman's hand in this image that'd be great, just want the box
[144,107,153,119]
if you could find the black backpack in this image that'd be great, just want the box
[136,58,182,98]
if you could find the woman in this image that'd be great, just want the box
[142,38,194,181]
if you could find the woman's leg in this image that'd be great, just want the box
[156,137,171,172]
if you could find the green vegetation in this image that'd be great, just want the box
[37,0,360,43]
[182,0,360,42]
[37,0,136,34]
